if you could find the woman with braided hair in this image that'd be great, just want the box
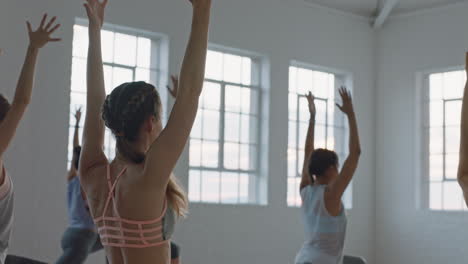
[78,0,211,263]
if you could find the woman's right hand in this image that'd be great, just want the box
[306,92,316,118]
[74,107,82,124]
[83,0,108,29]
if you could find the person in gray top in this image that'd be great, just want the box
[0,14,61,263]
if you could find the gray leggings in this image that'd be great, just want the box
[55,228,105,264]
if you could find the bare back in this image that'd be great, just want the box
[81,161,169,264]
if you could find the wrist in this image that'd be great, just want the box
[27,45,40,53]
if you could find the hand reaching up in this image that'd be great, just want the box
[166,75,179,99]
[84,0,108,28]
[74,106,82,124]
[305,92,316,118]
[336,86,354,116]
[26,14,61,49]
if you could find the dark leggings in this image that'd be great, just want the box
[5,256,47,264]
[55,228,105,264]
[170,242,180,260]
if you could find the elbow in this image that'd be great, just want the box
[352,146,362,157]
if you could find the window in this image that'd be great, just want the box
[424,70,466,211]
[188,49,263,204]
[287,65,351,207]
[68,22,163,167]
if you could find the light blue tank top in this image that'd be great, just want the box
[295,185,347,264]
[67,177,96,230]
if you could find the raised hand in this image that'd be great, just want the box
[166,75,179,99]
[305,92,316,118]
[74,107,82,124]
[26,14,61,49]
[336,86,354,116]
[83,0,108,28]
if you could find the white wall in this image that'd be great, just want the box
[376,3,468,264]
[0,0,376,263]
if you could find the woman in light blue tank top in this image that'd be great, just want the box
[295,88,361,264]
[55,108,106,264]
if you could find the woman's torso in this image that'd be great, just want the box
[295,185,347,264]
[81,161,173,264]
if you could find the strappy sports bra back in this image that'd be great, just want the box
[93,165,170,248]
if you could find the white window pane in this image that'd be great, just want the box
[240,88,251,114]
[430,182,442,210]
[315,100,327,125]
[225,113,240,142]
[430,73,443,100]
[443,71,463,99]
[287,177,297,206]
[201,171,220,203]
[327,101,335,126]
[288,121,297,148]
[72,25,88,58]
[137,37,151,68]
[313,71,329,98]
[191,112,202,139]
[202,110,220,140]
[239,174,249,203]
[240,115,256,144]
[101,30,114,63]
[315,125,327,149]
[334,128,345,154]
[104,65,113,93]
[239,144,252,170]
[327,126,335,150]
[224,143,240,169]
[445,154,459,180]
[289,94,298,120]
[71,58,87,93]
[299,97,310,122]
[288,148,297,177]
[297,150,305,176]
[242,57,252,86]
[189,140,201,167]
[429,155,443,181]
[189,170,201,202]
[298,122,308,149]
[114,33,137,66]
[445,100,462,126]
[223,54,242,83]
[298,68,312,94]
[201,141,219,168]
[430,101,443,127]
[135,68,151,83]
[202,82,221,110]
[221,172,239,204]
[225,85,242,112]
[205,50,223,80]
[443,181,463,210]
[445,127,460,154]
[429,127,443,154]
[112,67,133,87]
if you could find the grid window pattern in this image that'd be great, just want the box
[287,66,351,208]
[425,70,466,211]
[189,50,261,204]
[68,24,161,166]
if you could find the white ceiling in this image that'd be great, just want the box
[304,0,468,18]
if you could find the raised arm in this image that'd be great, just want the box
[300,92,316,190]
[0,14,60,165]
[80,0,108,176]
[458,53,468,205]
[68,107,82,180]
[325,87,361,215]
[144,0,211,184]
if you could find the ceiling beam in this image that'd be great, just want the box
[373,0,400,29]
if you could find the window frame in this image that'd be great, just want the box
[419,67,467,212]
[188,44,266,205]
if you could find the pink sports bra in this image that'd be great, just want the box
[93,166,170,248]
